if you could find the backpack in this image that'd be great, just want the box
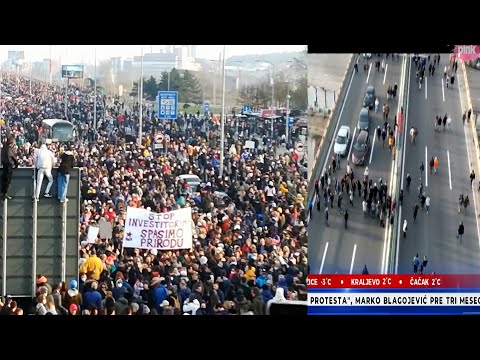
[172,295,181,311]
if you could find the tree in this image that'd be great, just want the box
[179,70,202,104]
[129,81,139,97]
[290,75,308,110]
[238,84,270,108]
[144,76,158,100]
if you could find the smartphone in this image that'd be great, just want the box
[266,300,307,316]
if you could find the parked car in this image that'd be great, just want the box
[334,125,351,157]
[357,107,370,130]
[179,174,202,192]
[363,86,375,110]
[352,130,370,165]
[466,57,480,70]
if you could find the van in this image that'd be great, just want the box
[357,107,370,130]
[179,174,202,192]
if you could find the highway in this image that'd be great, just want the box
[396,55,480,274]
[309,54,404,275]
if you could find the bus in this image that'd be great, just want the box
[41,119,74,143]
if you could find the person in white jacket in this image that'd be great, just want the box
[35,142,56,200]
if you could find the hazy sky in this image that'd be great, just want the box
[0,45,306,64]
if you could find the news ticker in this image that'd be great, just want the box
[308,275,480,315]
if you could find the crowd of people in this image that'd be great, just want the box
[0,72,308,315]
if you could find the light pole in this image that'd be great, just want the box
[138,47,144,146]
[94,47,97,131]
[167,69,171,91]
[49,45,52,85]
[219,45,226,179]
[29,60,32,96]
[286,80,290,145]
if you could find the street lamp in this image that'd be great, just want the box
[138,47,144,146]
[93,47,97,131]
[219,45,226,179]
[286,80,290,145]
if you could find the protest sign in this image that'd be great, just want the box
[123,206,192,250]
[87,226,100,243]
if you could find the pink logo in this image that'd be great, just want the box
[454,45,480,60]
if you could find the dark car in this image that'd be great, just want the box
[351,130,370,165]
[363,86,375,110]
[357,107,370,130]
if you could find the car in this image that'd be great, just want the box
[466,57,480,70]
[334,125,351,156]
[179,174,202,192]
[357,107,370,130]
[363,86,375,110]
[362,53,372,59]
[352,130,370,165]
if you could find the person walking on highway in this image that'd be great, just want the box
[443,114,447,131]
[399,189,404,206]
[463,195,470,215]
[420,193,426,210]
[458,194,464,213]
[362,265,369,275]
[34,142,56,200]
[349,190,354,206]
[444,65,447,79]
[409,126,416,144]
[344,209,349,229]
[431,64,436,76]
[337,193,343,213]
[354,63,358,73]
[325,207,329,226]
[383,104,390,120]
[446,74,450,88]
[429,157,434,175]
[450,74,455,88]
[468,109,472,122]
[403,219,408,238]
[382,128,387,147]
[470,170,476,187]
[376,126,382,140]
[419,161,425,177]
[413,254,420,274]
[457,221,465,242]
[447,116,452,131]
[425,195,430,214]
[418,180,423,199]
[375,98,379,112]
[433,157,439,174]
[413,203,419,223]
[393,83,398,100]
[463,112,467,126]
[406,173,412,192]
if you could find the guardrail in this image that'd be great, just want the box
[307,54,357,205]
[387,54,410,274]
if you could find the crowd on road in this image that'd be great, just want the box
[0,72,308,315]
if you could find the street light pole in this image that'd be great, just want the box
[219,45,226,179]
[94,47,97,131]
[286,81,290,145]
[270,64,275,138]
[138,47,144,146]
[167,70,170,91]
[29,60,32,96]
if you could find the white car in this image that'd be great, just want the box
[334,125,351,157]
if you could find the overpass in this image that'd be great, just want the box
[0,167,80,298]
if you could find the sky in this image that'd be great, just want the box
[0,45,306,64]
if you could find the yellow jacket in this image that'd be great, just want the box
[79,255,103,280]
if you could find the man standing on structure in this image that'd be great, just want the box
[0,135,19,200]
[57,143,75,203]
[35,141,56,200]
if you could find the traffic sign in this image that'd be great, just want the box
[243,104,251,113]
[204,101,210,114]
[157,91,178,120]
[154,132,164,144]
[287,117,295,127]
[295,142,305,152]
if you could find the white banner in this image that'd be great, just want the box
[123,206,192,250]
[308,293,480,306]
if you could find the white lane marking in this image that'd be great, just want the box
[349,244,357,274]
[348,127,357,161]
[425,146,428,187]
[366,63,372,84]
[442,78,445,102]
[369,129,376,164]
[321,56,359,176]
[383,63,388,85]
[458,71,480,248]
[425,76,428,99]
[319,242,329,274]
[447,149,452,190]
[396,54,411,274]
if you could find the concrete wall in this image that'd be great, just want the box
[0,168,80,297]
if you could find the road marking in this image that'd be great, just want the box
[395,54,411,274]
[425,76,428,99]
[369,128,376,164]
[447,149,452,190]
[348,127,357,161]
[441,78,445,102]
[319,241,329,274]
[383,63,388,85]
[458,71,480,248]
[425,146,428,187]
[366,63,372,84]
[321,56,359,176]
[349,244,357,274]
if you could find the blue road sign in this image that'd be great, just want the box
[243,104,251,113]
[157,91,178,120]
[288,117,295,127]
[204,101,210,114]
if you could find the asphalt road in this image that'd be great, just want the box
[397,54,480,274]
[309,54,404,275]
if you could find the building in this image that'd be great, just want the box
[132,53,179,78]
